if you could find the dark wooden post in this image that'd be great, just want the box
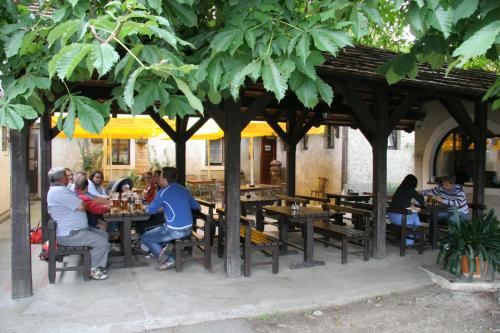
[473,101,487,205]
[40,111,52,242]
[10,124,33,299]
[286,109,297,196]
[223,99,242,277]
[371,87,388,259]
[175,116,187,187]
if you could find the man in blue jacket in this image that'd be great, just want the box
[141,167,200,270]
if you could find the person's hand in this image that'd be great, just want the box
[435,196,443,203]
[410,204,421,212]
[96,221,107,231]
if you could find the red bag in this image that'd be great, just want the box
[30,222,43,244]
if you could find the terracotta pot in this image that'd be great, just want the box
[461,256,482,278]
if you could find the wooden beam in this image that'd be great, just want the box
[262,110,287,142]
[240,92,274,130]
[10,124,33,299]
[175,116,187,186]
[473,101,487,205]
[331,80,376,142]
[295,112,322,144]
[223,98,242,278]
[387,92,417,135]
[40,111,52,243]
[204,101,226,130]
[371,87,388,259]
[439,96,480,142]
[148,109,177,140]
[185,115,209,140]
[286,109,297,196]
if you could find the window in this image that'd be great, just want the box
[434,127,500,187]
[388,130,399,150]
[1,127,8,152]
[302,135,309,150]
[206,139,224,165]
[112,139,130,165]
[325,125,335,149]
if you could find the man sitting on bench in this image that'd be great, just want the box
[141,167,201,271]
[47,167,110,280]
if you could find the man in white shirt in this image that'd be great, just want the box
[47,167,110,280]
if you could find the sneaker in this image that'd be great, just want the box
[97,266,107,274]
[155,260,175,271]
[90,268,109,280]
[144,252,154,259]
[158,243,174,264]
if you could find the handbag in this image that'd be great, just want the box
[30,222,43,244]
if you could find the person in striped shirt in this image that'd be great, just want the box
[420,175,469,221]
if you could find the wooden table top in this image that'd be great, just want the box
[263,205,329,219]
[240,184,282,192]
[325,192,372,200]
[240,195,279,203]
[186,179,218,185]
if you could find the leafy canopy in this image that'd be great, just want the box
[0,0,498,134]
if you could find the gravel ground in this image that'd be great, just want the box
[249,285,499,333]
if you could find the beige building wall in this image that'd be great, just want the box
[415,99,500,214]
[346,129,416,194]
[0,127,11,221]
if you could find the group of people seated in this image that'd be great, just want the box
[388,174,468,244]
[47,166,200,280]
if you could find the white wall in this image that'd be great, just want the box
[346,128,415,194]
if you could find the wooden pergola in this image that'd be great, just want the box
[10,45,496,298]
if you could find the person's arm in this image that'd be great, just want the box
[412,189,426,207]
[441,189,467,208]
[80,195,110,214]
[146,190,163,214]
[420,186,440,196]
[189,194,201,211]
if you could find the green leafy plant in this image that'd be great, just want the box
[437,209,500,280]
[128,170,140,186]
[78,139,102,173]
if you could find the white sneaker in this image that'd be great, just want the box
[90,268,108,280]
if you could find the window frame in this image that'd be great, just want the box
[387,130,399,150]
[206,138,224,166]
[111,139,131,165]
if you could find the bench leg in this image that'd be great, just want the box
[272,244,279,274]
[363,236,370,261]
[83,252,91,281]
[418,230,424,254]
[175,241,182,273]
[341,237,348,265]
[204,241,211,271]
[48,257,56,284]
[400,229,406,257]
[217,223,224,258]
[243,242,251,277]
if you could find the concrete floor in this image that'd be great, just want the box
[0,201,439,333]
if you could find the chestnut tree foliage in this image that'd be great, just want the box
[0,0,498,136]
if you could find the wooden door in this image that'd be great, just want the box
[28,132,38,193]
[260,138,276,184]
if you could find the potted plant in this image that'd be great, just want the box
[437,209,500,281]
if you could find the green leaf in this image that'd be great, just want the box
[168,1,197,27]
[296,33,311,64]
[124,67,145,109]
[55,44,93,80]
[0,104,25,130]
[310,28,352,55]
[165,95,196,118]
[11,104,38,119]
[316,78,333,105]
[5,30,25,58]
[451,0,479,24]
[91,43,120,77]
[149,26,178,49]
[261,57,287,102]
[361,4,383,27]
[430,6,454,38]
[174,77,203,113]
[230,61,260,99]
[453,20,500,65]
[207,88,222,104]
[63,101,76,137]
[294,51,324,80]
[68,0,79,8]
[245,29,256,50]
[207,56,223,91]
[19,30,37,56]
[289,71,318,109]
[407,3,425,36]
[210,29,240,53]
[74,97,105,134]
[349,7,369,40]
[147,0,162,14]
[47,19,80,47]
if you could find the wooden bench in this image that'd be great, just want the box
[173,199,213,272]
[385,207,428,256]
[217,208,279,277]
[273,195,310,233]
[47,219,91,283]
[314,204,371,264]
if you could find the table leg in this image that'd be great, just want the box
[430,207,439,250]
[122,216,132,267]
[278,216,288,255]
[291,217,325,269]
[255,203,264,231]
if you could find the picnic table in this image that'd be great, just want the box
[240,195,279,231]
[325,192,372,205]
[262,205,329,269]
[104,209,150,267]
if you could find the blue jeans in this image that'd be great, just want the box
[141,225,191,261]
[438,211,469,223]
[388,212,420,245]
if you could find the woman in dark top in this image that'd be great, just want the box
[388,174,425,244]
